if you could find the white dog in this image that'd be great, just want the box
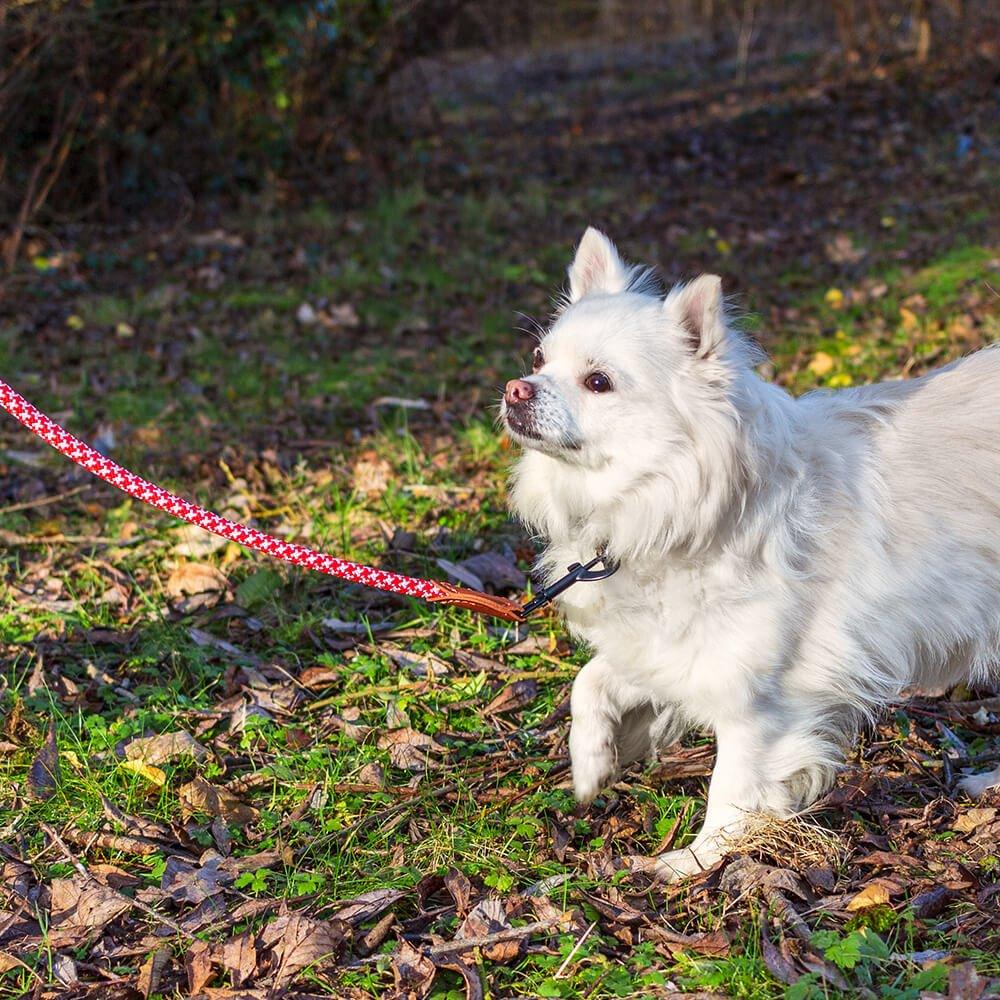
[502,228,1000,880]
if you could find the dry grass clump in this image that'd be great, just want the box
[726,811,848,871]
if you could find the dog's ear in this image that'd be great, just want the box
[567,228,629,302]
[668,275,726,360]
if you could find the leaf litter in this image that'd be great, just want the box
[2,32,999,1000]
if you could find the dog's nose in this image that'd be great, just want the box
[505,379,534,405]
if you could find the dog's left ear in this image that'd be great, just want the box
[667,274,726,360]
[567,227,630,303]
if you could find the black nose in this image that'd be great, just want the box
[505,379,534,405]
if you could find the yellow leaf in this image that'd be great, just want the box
[844,344,862,358]
[899,307,919,331]
[119,759,166,787]
[847,882,891,911]
[880,215,896,228]
[66,314,85,330]
[824,288,844,309]
[115,322,135,338]
[715,238,732,256]
[807,352,835,377]
[828,373,853,388]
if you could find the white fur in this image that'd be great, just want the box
[503,228,1000,879]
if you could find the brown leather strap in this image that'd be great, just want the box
[424,580,527,621]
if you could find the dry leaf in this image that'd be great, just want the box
[330,888,406,925]
[125,730,210,766]
[456,899,522,962]
[49,876,130,948]
[221,931,257,989]
[377,727,443,772]
[178,776,259,824]
[391,939,437,999]
[166,561,230,599]
[137,947,171,999]
[185,939,215,994]
[846,881,891,911]
[807,351,835,377]
[263,912,344,989]
[27,720,60,800]
[456,552,527,591]
[953,807,997,833]
[119,759,167,787]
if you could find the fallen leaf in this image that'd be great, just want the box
[953,807,997,833]
[377,727,443,772]
[221,931,257,989]
[119,759,167,787]
[824,287,844,309]
[178,776,259,824]
[456,552,527,591]
[352,455,392,494]
[329,888,406,925]
[456,899,522,962]
[262,912,344,989]
[899,306,919,331]
[49,876,130,948]
[166,562,230,599]
[807,351,835,377]
[137,947,171,999]
[391,939,437,999]
[948,961,986,1000]
[846,882,891,911]
[161,855,233,905]
[27,720,60,800]
[125,730,210,766]
[185,939,215,994]
[485,679,538,715]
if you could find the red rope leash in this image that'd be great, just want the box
[0,378,525,621]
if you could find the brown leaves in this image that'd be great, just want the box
[456,899,523,962]
[124,730,210,766]
[261,912,345,990]
[178,776,259,825]
[377,727,444,772]
[27,719,60,799]
[165,561,231,610]
[49,876,130,948]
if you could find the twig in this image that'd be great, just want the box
[428,916,569,958]
[0,485,88,515]
[554,919,597,978]
[40,822,198,942]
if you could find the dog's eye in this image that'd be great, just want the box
[532,347,544,372]
[584,371,613,394]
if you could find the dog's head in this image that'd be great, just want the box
[503,228,764,555]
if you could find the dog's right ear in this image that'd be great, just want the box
[667,274,726,360]
[567,228,629,303]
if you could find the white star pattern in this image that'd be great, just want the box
[0,378,448,604]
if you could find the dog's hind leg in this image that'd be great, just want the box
[616,703,687,768]
[958,764,1000,798]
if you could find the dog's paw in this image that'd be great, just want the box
[621,845,722,883]
[957,767,1000,799]
[571,743,617,805]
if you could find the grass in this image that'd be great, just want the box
[2,46,999,1000]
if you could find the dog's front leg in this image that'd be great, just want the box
[570,656,645,805]
[627,721,785,881]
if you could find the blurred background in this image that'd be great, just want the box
[2,6,999,998]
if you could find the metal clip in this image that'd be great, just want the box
[520,550,620,616]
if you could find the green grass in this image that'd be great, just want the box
[2,56,999,998]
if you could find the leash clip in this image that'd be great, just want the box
[521,549,620,616]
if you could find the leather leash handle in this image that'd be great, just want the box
[425,581,527,622]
